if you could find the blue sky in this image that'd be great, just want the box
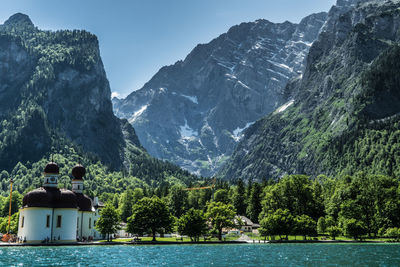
[0,0,336,98]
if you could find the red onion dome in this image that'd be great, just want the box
[72,164,86,180]
[44,162,59,174]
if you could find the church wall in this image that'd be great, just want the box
[77,211,95,239]
[52,208,78,242]
[17,207,52,243]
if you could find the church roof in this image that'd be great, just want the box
[22,187,77,208]
[74,193,93,212]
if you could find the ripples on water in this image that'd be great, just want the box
[0,243,400,266]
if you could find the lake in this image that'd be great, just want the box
[0,243,399,266]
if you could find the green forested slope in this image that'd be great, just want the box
[219,1,400,180]
[0,13,198,195]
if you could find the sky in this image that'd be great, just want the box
[0,0,336,98]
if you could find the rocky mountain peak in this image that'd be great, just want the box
[219,0,400,181]
[4,13,34,27]
[113,12,327,176]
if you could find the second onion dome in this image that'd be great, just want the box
[71,164,86,180]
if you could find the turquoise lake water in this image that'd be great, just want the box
[0,243,399,266]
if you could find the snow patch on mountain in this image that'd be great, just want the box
[181,94,198,104]
[276,99,294,113]
[180,119,198,139]
[129,105,148,123]
[232,122,255,141]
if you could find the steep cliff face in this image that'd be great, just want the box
[0,13,139,171]
[220,0,400,180]
[113,12,327,176]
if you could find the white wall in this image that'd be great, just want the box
[17,208,52,243]
[52,209,78,242]
[17,207,77,243]
[77,211,94,239]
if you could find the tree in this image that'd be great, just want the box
[206,202,236,241]
[214,189,230,204]
[342,218,367,240]
[268,209,294,240]
[1,191,23,217]
[119,189,134,222]
[259,214,280,241]
[232,179,246,216]
[247,183,262,223]
[168,185,188,217]
[127,196,173,241]
[95,204,121,242]
[177,208,208,241]
[384,227,400,241]
[132,188,144,203]
[317,217,327,234]
[0,212,19,234]
[294,214,317,240]
[326,226,341,240]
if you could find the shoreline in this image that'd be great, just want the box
[0,239,397,247]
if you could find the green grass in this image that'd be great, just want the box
[98,236,239,243]
[246,233,393,242]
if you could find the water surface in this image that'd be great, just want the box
[1,243,399,266]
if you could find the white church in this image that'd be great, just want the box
[17,161,104,243]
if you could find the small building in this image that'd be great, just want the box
[115,222,133,238]
[17,161,103,243]
[236,216,260,233]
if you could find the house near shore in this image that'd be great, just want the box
[236,216,260,234]
[17,161,104,243]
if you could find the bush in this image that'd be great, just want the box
[384,228,400,241]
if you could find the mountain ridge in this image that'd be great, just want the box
[219,0,400,180]
[113,12,327,176]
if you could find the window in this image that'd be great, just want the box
[89,218,92,229]
[77,217,79,228]
[46,215,50,228]
[78,185,80,190]
[21,216,24,228]
[56,215,62,228]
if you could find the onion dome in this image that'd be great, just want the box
[72,164,86,180]
[22,187,77,208]
[44,162,59,174]
[75,193,93,211]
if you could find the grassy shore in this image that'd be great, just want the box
[100,234,241,243]
[245,233,393,242]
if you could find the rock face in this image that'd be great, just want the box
[0,13,140,171]
[219,0,400,180]
[113,12,327,176]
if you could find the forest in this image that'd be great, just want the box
[2,169,400,241]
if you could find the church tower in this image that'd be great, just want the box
[71,164,85,193]
[43,161,59,187]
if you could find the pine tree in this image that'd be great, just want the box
[247,182,262,223]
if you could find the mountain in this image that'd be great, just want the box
[219,0,400,180]
[113,12,327,176]
[0,13,197,192]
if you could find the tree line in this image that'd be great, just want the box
[95,172,400,241]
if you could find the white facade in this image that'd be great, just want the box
[18,207,78,243]
[76,210,102,240]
